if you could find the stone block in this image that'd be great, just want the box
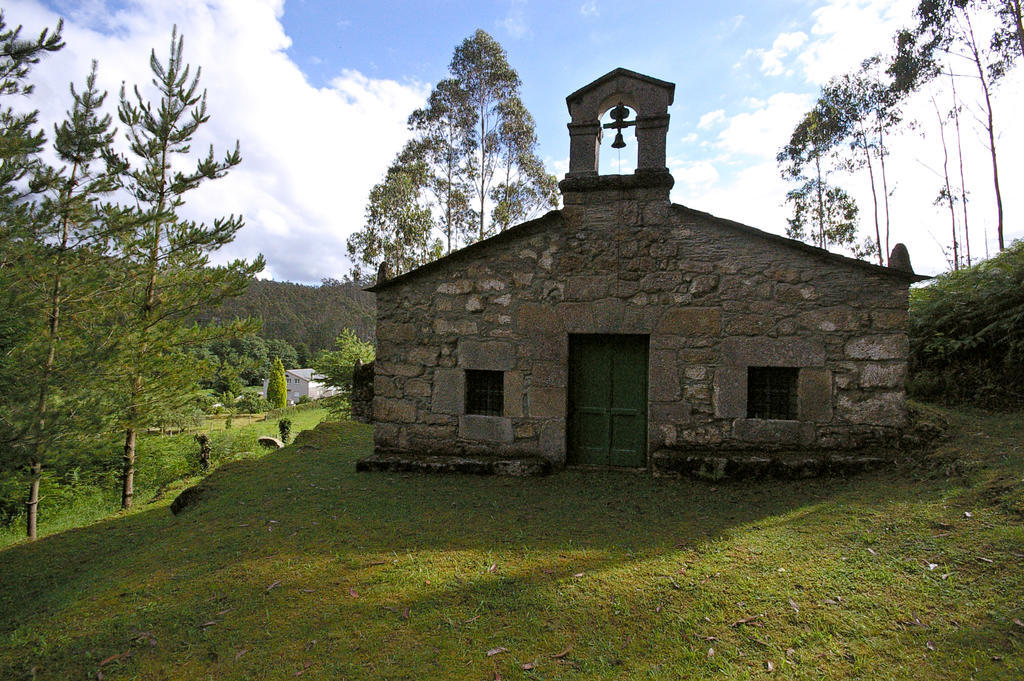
[504,371,524,417]
[459,415,514,443]
[649,349,680,401]
[722,337,825,367]
[732,418,802,445]
[797,368,832,421]
[376,361,423,378]
[837,391,905,425]
[532,361,567,387]
[405,379,432,398]
[650,401,691,423]
[528,386,565,418]
[377,322,416,342]
[373,398,417,423]
[871,308,908,330]
[845,335,908,361]
[713,366,747,418]
[515,302,562,335]
[408,346,439,366]
[859,362,905,388]
[458,339,515,370]
[566,275,611,301]
[655,307,720,336]
[539,419,566,460]
[433,318,478,336]
[431,368,464,414]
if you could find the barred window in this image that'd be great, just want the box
[465,370,504,416]
[747,367,799,420]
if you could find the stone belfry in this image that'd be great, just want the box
[559,68,676,226]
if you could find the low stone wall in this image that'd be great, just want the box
[350,360,374,424]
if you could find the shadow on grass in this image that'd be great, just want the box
[0,417,1014,679]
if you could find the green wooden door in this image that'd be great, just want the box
[568,335,648,467]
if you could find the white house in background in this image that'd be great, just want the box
[262,368,337,404]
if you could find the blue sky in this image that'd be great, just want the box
[9,0,1024,281]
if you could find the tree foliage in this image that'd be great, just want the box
[313,328,375,394]
[109,27,264,509]
[266,357,287,409]
[909,239,1024,407]
[348,29,557,279]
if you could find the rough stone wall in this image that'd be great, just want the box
[372,178,913,467]
[350,360,374,424]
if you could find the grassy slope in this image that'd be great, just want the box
[0,408,1022,680]
[0,408,328,548]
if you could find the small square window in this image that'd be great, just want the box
[747,367,799,420]
[465,370,504,416]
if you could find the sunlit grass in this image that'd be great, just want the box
[1,407,1022,679]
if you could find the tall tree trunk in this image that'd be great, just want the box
[122,425,136,510]
[814,154,826,249]
[26,165,77,539]
[26,462,41,539]
[479,102,486,240]
[1008,0,1024,59]
[876,119,892,262]
[933,97,959,270]
[950,72,971,266]
[861,131,884,266]
[965,13,1004,251]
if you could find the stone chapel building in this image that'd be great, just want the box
[360,69,927,477]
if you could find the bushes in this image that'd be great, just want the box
[909,241,1024,408]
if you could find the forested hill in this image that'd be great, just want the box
[197,278,375,351]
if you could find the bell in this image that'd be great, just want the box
[611,130,626,149]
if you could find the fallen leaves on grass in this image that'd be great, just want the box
[522,661,537,670]
[551,646,571,659]
[926,641,936,651]
[766,660,775,672]
[349,587,359,598]
[976,556,994,564]
[293,661,312,676]
[235,649,249,660]
[788,598,799,613]
[731,614,764,628]
[488,564,497,573]
[266,580,281,592]
[199,621,217,628]
[99,651,131,667]
[486,647,508,657]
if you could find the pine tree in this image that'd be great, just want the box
[111,28,264,510]
[267,357,287,409]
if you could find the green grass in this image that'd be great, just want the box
[1,407,1022,679]
[0,408,328,548]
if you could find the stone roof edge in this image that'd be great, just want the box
[672,204,932,283]
[366,210,564,293]
[565,68,676,107]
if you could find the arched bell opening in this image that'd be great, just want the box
[598,101,639,175]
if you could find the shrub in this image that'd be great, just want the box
[909,241,1024,408]
[278,418,292,444]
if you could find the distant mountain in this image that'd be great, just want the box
[198,278,375,352]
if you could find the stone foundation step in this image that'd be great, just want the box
[651,449,891,481]
[357,452,553,477]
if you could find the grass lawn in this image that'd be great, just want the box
[0,407,328,549]
[1,407,1022,679]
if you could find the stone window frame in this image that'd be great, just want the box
[714,337,833,423]
[465,369,504,417]
[746,366,799,420]
[429,339,521,444]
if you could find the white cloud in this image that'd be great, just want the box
[748,31,808,77]
[796,0,915,85]
[6,0,428,283]
[716,93,813,156]
[580,2,599,18]
[697,109,725,129]
[501,0,529,39]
